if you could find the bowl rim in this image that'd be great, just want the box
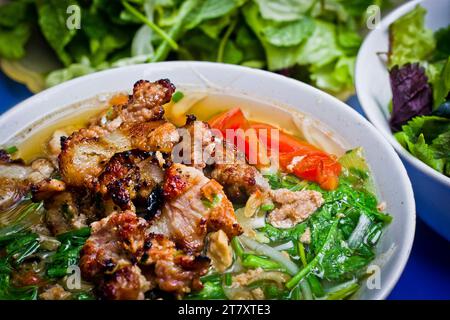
[0,61,416,300]
[355,0,450,188]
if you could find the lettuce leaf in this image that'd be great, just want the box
[395,116,450,175]
[388,5,435,69]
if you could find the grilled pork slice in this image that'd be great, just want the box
[80,210,209,299]
[175,118,269,201]
[149,163,242,252]
[59,119,178,189]
[80,211,150,300]
[96,150,165,210]
[140,234,210,296]
[90,79,175,131]
[59,79,177,189]
[0,153,57,210]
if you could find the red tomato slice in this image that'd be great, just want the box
[208,107,248,132]
[249,122,319,154]
[209,108,269,167]
[209,110,341,189]
[280,152,341,191]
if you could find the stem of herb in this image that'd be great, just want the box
[121,0,178,50]
[151,0,198,62]
[241,254,281,270]
[297,241,307,267]
[286,219,340,289]
[217,17,237,63]
[224,273,232,286]
[324,281,360,300]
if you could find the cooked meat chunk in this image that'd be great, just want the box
[267,189,324,228]
[173,118,269,201]
[96,150,164,210]
[0,158,55,210]
[39,284,71,300]
[80,210,209,298]
[141,234,210,296]
[59,79,178,189]
[175,118,216,169]
[80,211,147,280]
[32,179,66,201]
[59,120,178,189]
[90,79,175,130]
[210,160,269,203]
[149,163,242,252]
[99,265,151,300]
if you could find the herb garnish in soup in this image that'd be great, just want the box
[0,79,391,300]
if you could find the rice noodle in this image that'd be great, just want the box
[272,241,294,251]
[292,113,346,156]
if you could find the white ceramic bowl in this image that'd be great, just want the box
[355,0,450,241]
[0,62,415,299]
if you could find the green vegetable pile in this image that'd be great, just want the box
[387,5,450,177]
[0,201,92,300]
[186,148,391,300]
[0,0,391,97]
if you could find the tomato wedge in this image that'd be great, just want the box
[208,107,248,132]
[208,108,341,189]
[209,108,269,167]
[249,122,310,154]
[279,151,341,191]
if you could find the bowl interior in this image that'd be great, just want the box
[355,0,450,187]
[0,61,415,299]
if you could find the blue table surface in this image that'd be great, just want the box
[1,71,449,300]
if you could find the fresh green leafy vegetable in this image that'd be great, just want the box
[388,5,435,68]
[46,227,91,278]
[395,116,450,174]
[185,274,227,300]
[388,5,450,177]
[0,0,384,98]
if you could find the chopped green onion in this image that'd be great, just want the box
[260,203,275,212]
[297,241,308,267]
[299,279,313,300]
[231,237,244,258]
[224,273,232,286]
[307,275,325,298]
[202,194,222,208]
[172,91,184,103]
[241,254,282,270]
[4,146,18,154]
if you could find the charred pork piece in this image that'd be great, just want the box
[59,120,179,189]
[149,163,242,253]
[59,79,179,189]
[96,150,164,211]
[175,118,269,202]
[79,210,209,299]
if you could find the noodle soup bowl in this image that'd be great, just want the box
[0,61,415,300]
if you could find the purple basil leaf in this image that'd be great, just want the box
[389,63,433,131]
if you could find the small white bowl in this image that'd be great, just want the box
[355,0,450,241]
[0,62,415,299]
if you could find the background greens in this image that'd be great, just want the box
[0,0,393,98]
